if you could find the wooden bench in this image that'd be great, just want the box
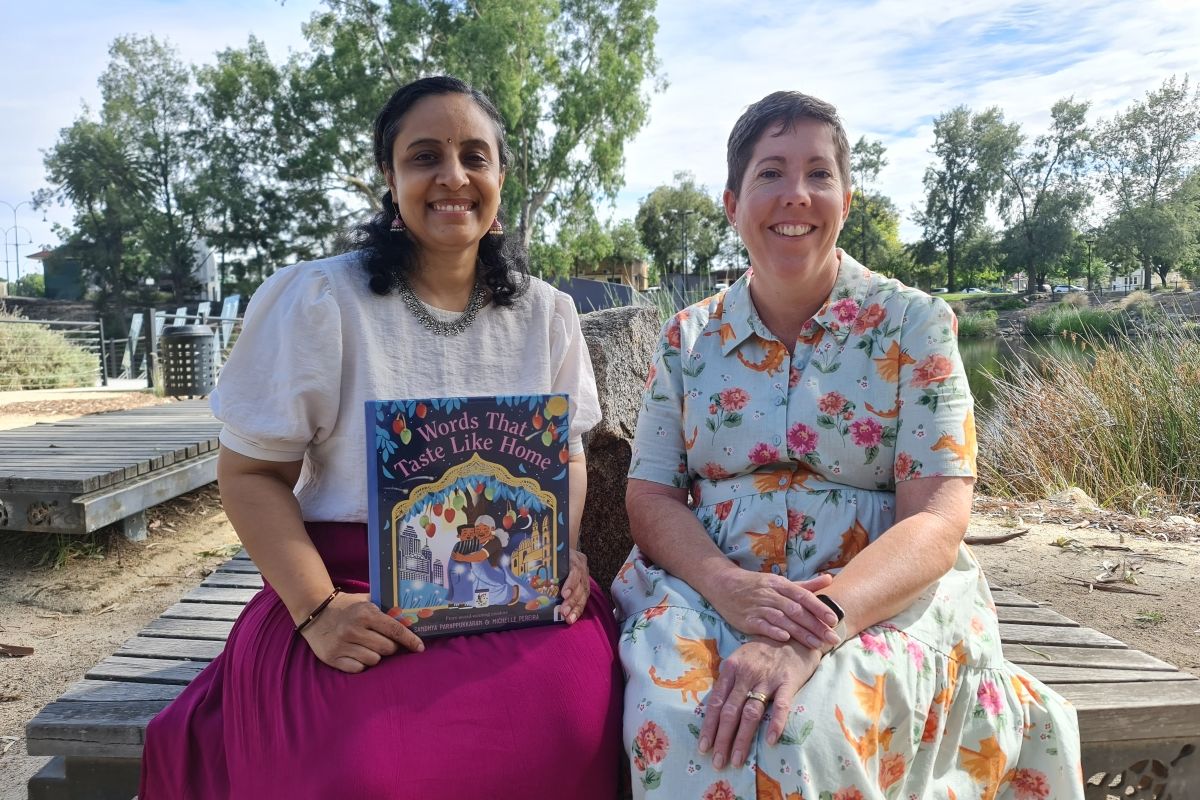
[25,553,1200,799]
[0,401,221,541]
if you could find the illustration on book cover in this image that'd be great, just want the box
[365,394,571,637]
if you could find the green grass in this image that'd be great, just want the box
[956,310,998,338]
[978,316,1200,512]
[1024,306,1129,337]
[0,307,99,390]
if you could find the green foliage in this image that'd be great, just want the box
[635,172,726,275]
[0,307,98,389]
[997,98,1092,294]
[956,310,998,338]
[1095,75,1200,290]
[10,274,44,297]
[914,106,1015,291]
[1024,306,1128,337]
[979,317,1200,511]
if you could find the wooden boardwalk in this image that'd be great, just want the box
[0,400,220,539]
[23,558,1200,798]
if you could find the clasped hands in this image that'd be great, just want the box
[299,548,592,674]
[697,570,841,770]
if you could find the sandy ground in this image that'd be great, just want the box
[0,397,1198,797]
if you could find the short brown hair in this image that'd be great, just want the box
[725,91,851,196]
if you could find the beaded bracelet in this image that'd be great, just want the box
[294,587,342,634]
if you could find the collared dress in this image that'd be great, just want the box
[612,253,1084,800]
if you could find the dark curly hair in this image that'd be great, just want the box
[350,76,528,306]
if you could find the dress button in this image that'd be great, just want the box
[773,435,782,445]
[774,516,784,526]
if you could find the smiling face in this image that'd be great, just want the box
[384,92,505,260]
[723,118,852,290]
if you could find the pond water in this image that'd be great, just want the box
[958,336,1093,410]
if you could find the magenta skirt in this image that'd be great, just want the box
[139,522,623,799]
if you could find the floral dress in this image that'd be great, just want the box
[612,253,1083,800]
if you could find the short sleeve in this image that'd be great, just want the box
[210,263,342,462]
[893,297,977,481]
[549,291,601,456]
[628,315,689,490]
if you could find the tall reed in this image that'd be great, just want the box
[978,318,1200,511]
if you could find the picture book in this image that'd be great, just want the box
[365,394,572,638]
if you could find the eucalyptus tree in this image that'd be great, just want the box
[635,172,725,276]
[997,98,1092,295]
[914,106,1015,292]
[290,0,663,248]
[845,137,894,268]
[1094,75,1200,289]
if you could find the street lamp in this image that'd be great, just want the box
[667,208,695,276]
[2,226,34,283]
[0,200,34,284]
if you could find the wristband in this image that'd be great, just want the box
[294,587,342,634]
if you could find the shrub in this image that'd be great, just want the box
[1119,290,1156,314]
[1025,306,1126,337]
[1060,292,1090,309]
[979,317,1200,512]
[956,310,998,338]
[0,307,98,390]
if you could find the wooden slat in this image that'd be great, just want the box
[989,587,1041,607]
[161,602,244,622]
[180,586,258,604]
[85,656,208,685]
[998,623,1126,649]
[214,561,260,574]
[1003,642,1177,671]
[26,700,169,757]
[142,618,233,641]
[115,636,224,661]
[1061,680,1200,742]
[1023,664,1199,684]
[200,572,262,590]
[59,679,185,703]
[994,605,1079,627]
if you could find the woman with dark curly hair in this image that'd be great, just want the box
[139,76,622,799]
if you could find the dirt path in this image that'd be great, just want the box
[0,398,1198,796]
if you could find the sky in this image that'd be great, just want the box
[2,0,1199,282]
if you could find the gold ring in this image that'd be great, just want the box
[746,690,769,705]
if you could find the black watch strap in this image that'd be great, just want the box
[815,593,845,622]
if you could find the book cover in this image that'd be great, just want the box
[365,394,572,638]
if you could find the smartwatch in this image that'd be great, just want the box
[815,593,848,642]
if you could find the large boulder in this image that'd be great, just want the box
[579,305,662,590]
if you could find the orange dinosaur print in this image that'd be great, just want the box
[755,766,805,800]
[752,463,817,495]
[648,636,722,704]
[819,520,870,571]
[1010,672,1043,706]
[737,339,789,376]
[932,641,968,713]
[864,401,899,419]
[684,426,700,451]
[958,735,1011,800]
[932,412,976,471]
[616,561,636,584]
[716,322,737,345]
[746,520,789,574]
[796,325,825,348]
[835,673,894,765]
[712,292,727,320]
[873,340,916,382]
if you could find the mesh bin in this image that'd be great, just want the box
[159,324,216,398]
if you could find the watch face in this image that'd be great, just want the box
[816,593,845,622]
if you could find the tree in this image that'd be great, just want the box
[845,137,894,268]
[290,0,663,248]
[38,117,155,324]
[12,273,45,297]
[997,98,1092,295]
[1094,75,1200,289]
[635,172,725,276]
[915,106,1015,292]
[98,36,204,301]
[194,37,337,286]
